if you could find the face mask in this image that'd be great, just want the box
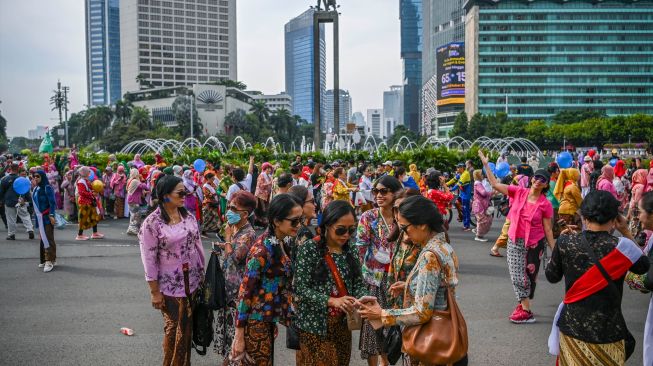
[226,210,242,225]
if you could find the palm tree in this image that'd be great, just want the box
[212,79,247,90]
[135,73,150,90]
[50,84,66,125]
[84,106,114,142]
[114,99,133,124]
[131,106,151,130]
[249,100,270,123]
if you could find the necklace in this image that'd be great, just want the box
[166,209,181,225]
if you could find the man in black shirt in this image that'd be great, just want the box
[517,156,534,177]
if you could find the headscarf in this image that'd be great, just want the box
[183,169,197,192]
[132,154,144,169]
[614,160,626,178]
[647,168,653,192]
[631,169,649,205]
[409,164,421,184]
[172,165,183,177]
[598,165,615,186]
[127,168,141,196]
[554,168,579,200]
[34,170,49,189]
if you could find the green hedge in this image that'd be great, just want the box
[26,145,492,172]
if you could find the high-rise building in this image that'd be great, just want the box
[465,0,653,120]
[366,109,384,138]
[400,0,423,133]
[351,111,365,127]
[85,0,122,106]
[254,92,293,112]
[285,9,326,129]
[383,85,403,137]
[422,0,465,137]
[325,89,352,132]
[119,0,237,95]
[28,126,49,140]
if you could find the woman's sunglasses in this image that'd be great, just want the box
[372,188,391,196]
[334,226,356,236]
[283,216,305,227]
[32,175,41,179]
[175,190,189,197]
[399,223,413,233]
[533,175,547,184]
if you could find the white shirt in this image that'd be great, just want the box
[226,173,252,201]
[359,175,374,202]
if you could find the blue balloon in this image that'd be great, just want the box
[13,177,31,195]
[89,170,95,181]
[495,162,510,179]
[609,158,617,167]
[557,152,573,169]
[193,159,206,173]
[483,162,496,176]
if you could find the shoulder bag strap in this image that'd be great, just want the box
[577,233,621,306]
[325,253,348,296]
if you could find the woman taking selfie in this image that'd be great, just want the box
[294,200,367,365]
[358,195,466,366]
[230,194,302,365]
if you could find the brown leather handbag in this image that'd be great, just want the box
[401,248,468,365]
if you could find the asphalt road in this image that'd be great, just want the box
[0,216,649,366]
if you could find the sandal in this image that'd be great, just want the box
[489,250,503,257]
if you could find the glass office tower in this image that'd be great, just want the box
[400,0,423,133]
[465,0,653,119]
[85,0,122,106]
[285,9,326,129]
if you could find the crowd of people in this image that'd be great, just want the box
[2,147,653,365]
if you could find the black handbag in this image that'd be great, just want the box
[205,251,227,310]
[383,325,403,365]
[183,266,214,356]
[286,322,300,350]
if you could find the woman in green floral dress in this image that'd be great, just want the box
[294,200,368,366]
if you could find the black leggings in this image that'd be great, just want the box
[78,225,98,235]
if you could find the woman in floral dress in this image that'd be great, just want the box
[355,175,403,365]
[294,200,367,366]
[213,191,258,359]
[202,171,221,234]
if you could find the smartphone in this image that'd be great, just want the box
[557,219,567,228]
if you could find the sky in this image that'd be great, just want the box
[0,0,402,137]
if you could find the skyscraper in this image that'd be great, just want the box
[422,0,465,137]
[383,85,403,137]
[285,9,326,129]
[400,0,423,133]
[367,109,384,138]
[119,0,237,95]
[85,0,122,106]
[465,0,653,119]
[325,89,352,132]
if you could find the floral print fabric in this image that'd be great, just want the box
[138,208,206,297]
[355,208,396,287]
[381,236,459,327]
[221,223,257,303]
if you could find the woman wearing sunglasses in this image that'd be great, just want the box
[288,185,317,247]
[359,195,466,366]
[480,150,555,324]
[230,194,302,365]
[31,170,58,273]
[139,175,206,365]
[214,190,258,359]
[355,175,403,366]
[294,200,367,366]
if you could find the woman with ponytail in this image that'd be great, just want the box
[139,175,205,365]
[294,200,367,366]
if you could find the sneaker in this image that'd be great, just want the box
[474,236,488,242]
[472,228,477,234]
[462,227,472,232]
[509,304,523,318]
[43,261,54,273]
[75,235,90,241]
[38,263,45,268]
[510,308,536,324]
[6,235,15,240]
[28,231,35,239]
[126,230,137,236]
[91,233,105,240]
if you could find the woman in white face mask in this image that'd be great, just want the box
[213,190,258,359]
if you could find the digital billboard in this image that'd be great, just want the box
[436,42,465,107]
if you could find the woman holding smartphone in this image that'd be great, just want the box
[294,200,368,366]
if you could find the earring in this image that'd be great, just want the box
[163,197,171,203]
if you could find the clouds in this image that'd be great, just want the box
[0,0,400,137]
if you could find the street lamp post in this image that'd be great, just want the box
[188,94,194,148]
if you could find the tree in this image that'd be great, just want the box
[8,137,40,152]
[171,96,202,138]
[0,112,7,153]
[212,79,247,90]
[552,110,606,125]
[249,100,270,124]
[135,73,151,90]
[83,106,114,142]
[50,84,67,126]
[224,110,246,136]
[467,113,487,140]
[449,111,469,139]
[131,106,151,130]
[114,99,133,124]
[388,125,419,147]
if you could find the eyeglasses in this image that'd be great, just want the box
[533,176,547,184]
[32,175,41,179]
[372,188,391,196]
[334,226,356,236]
[399,223,413,233]
[175,190,189,197]
[305,199,315,205]
[283,216,305,227]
